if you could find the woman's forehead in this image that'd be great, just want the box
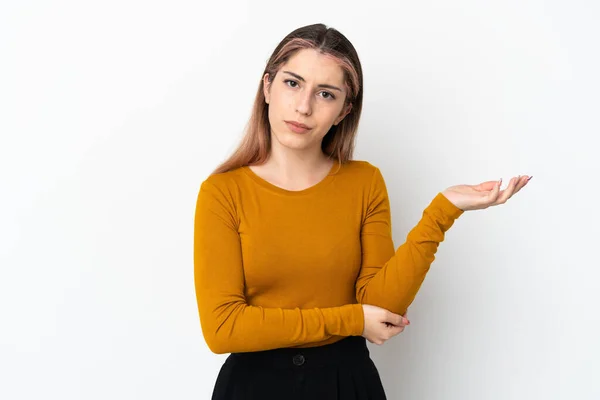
[280,49,345,86]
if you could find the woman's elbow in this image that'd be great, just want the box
[204,335,230,354]
[202,323,241,354]
[201,324,234,354]
[199,303,246,354]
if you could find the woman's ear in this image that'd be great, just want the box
[263,73,271,104]
[334,102,352,126]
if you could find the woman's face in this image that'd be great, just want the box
[263,48,352,154]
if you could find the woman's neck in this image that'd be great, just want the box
[249,147,335,191]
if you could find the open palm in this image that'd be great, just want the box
[442,175,532,211]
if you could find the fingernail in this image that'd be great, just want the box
[527,176,533,181]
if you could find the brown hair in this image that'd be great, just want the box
[212,23,363,174]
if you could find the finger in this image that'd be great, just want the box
[384,320,407,330]
[509,176,520,194]
[473,180,499,192]
[386,326,406,340]
[511,176,525,195]
[392,325,406,335]
[514,175,530,194]
[497,176,519,204]
[387,312,405,326]
[383,320,403,329]
[488,178,502,202]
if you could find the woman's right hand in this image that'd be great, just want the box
[361,304,410,345]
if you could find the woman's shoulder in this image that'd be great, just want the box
[197,166,247,201]
[202,166,244,186]
[343,159,378,170]
[340,159,384,181]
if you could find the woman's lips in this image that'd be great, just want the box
[285,121,311,134]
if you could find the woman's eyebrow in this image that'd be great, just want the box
[282,70,343,92]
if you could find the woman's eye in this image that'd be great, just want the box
[284,80,335,100]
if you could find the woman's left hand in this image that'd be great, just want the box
[442,175,532,211]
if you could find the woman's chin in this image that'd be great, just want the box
[273,133,318,151]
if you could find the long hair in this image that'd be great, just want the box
[212,23,363,175]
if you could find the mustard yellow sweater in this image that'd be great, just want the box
[194,160,464,354]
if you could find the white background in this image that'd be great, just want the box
[1,1,599,399]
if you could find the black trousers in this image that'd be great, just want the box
[211,336,387,399]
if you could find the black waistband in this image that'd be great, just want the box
[227,336,371,369]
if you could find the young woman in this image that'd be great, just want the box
[194,23,531,400]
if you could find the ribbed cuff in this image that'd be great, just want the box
[322,303,365,337]
[349,303,365,336]
[432,192,465,219]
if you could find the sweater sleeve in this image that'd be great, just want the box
[194,179,365,354]
[355,167,464,316]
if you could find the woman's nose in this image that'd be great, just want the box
[295,91,312,115]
